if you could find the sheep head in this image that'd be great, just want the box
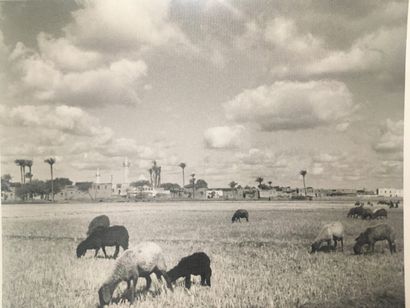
[98,283,114,307]
[76,241,87,258]
[310,242,321,254]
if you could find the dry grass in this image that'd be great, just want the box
[2,201,404,307]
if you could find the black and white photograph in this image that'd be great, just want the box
[0,1,407,307]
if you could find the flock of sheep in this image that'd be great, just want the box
[77,215,212,307]
[76,205,397,307]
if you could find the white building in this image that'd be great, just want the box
[377,188,403,198]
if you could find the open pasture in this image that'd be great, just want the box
[2,201,404,307]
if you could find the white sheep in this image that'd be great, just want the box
[310,221,344,253]
[98,242,173,306]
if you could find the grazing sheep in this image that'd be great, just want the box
[232,209,249,223]
[360,208,374,220]
[310,221,344,253]
[372,208,387,220]
[167,252,212,289]
[87,215,110,236]
[347,207,364,218]
[77,225,129,259]
[353,224,396,255]
[98,242,172,306]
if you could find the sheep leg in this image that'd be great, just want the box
[341,238,344,252]
[246,216,249,222]
[94,248,99,257]
[102,246,108,258]
[113,245,120,259]
[327,239,332,248]
[200,274,206,286]
[370,241,375,253]
[130,275,138,304]
[185,275,191,289]
[145,275,152,291]
[155,269,173,291]
[388,240,395,254]
[333,236,338,249]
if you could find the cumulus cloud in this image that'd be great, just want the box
[65,0,189,52]
[0,105,113,139]
[373,119,403,154]
[37,33,103,71]
[204,125,244,149]
[235,15,405,80]
[224,80,355,131]
[304,26,405,77]
[11,46,147,106]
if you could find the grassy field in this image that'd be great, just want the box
[2,201,404,307]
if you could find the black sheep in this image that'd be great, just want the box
[76,225,129,259]
[360,208,373,220]
[167,252,212,289]
[347,207,363,218]
[353,224,396,255]
[372,208,387,220]
[232,209,249,223]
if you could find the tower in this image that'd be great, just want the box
[122,157,131,184]
[96,168,101,184]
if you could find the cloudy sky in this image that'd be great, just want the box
[0,0,406,189]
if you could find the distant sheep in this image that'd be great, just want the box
[232,209,249,223]
[310,221,344,253]
[87,215,110,236]
[347,207,364,218]
[353,224,396,255]
[167,252,212,289]
[361,208,374,220]
[372,208,387,220]
[98,242,172,306]
[77,225,129,259]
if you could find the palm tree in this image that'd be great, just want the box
[44,158,56,202]
[25,160,33,183]
[229,181,237,189]
[255,177,263,188]
[179,162,186,187]
[300,170,307,196]
[191,173,196,199]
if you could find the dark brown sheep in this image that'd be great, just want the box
[232,209,249,223]
[87,215,110,236]
[167,252,212,289]
[353,224,396,255]
[372,208,387,220]
[77,225,129,259]
[347,207,364,218]
[360,208,373,220]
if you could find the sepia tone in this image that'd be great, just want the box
[0,1,406,307]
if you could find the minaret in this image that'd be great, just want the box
[122,157,131,184]
[96,168,101,184]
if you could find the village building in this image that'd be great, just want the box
[377,188,403,198]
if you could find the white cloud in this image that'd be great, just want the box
[224,80,355,131]
[304,27,405,76]
[37,33,103,71]
[0,105,113,139]
[235,16,405,80]
[11,46,147,106]
[373,119,403,154]
[66,0,189,52]
[204,125,244,149]
[55,59,147,106]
